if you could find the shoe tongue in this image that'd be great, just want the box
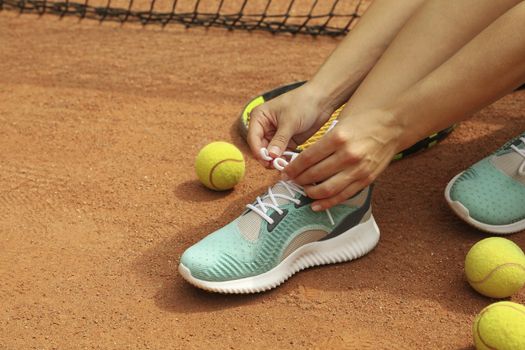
[262,181,295,206]
[492,133,525,180]
[236,181,296,241]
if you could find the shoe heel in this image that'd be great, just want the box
[298,215,380,267]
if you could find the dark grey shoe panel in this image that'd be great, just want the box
[267,209,289,232]
[294,195,313,208]
[321,185,373,241]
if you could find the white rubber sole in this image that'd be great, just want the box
[444,173,525,235]
[178,215,380,294]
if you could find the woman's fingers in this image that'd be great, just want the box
[303,162,368,199]
[246,85,337,165]
[247,115,264,154]
[310,177,372,211]
[292,148,359,186]
[307,150,392,211]
[248,103,300,159]
[267,122,296,158]
[247,108,274,166]
[282,109,403,211]
[284,129,346,179]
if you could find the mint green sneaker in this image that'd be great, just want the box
[179,152,380,293]
[445,132,525,234]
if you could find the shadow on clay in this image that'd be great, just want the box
[133,181,274,312]
[133,111,525,316]
[173,180,233,203]
[153,277,269,313]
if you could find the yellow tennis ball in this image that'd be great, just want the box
[473,301,525,350]
[465,237,525,298]
[195,141,245,191]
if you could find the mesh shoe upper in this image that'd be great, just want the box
[180,186,371,282]
[449,132,525,225]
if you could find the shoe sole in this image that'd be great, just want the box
[444,173,525,234]
[178,215,380,294]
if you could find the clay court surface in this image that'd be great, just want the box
[1,10,524,349]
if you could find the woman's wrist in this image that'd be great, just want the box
[336,107,407,156]
[385,96,427,153]
[303,79,354,116]
[299,81,340,118]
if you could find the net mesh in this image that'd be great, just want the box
[0,0,367,36]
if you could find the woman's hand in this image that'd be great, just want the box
[283,109,405,211]
[247,83,335,165]
[245,0,427,166]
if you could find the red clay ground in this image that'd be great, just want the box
[1,12,524,350]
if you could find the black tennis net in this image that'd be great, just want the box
[0,0,368,36]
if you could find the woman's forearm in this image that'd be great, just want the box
[306,0,426,111]
[388,2,525,152]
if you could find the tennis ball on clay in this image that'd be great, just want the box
[195,141,245,191]
[473,301,525,350]
[465,237,525,298]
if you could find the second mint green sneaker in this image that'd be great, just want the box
[445,132,525,234]
[179,152,380,294]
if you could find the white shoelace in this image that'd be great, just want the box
[510,137,525,176]
[245,148,335,226]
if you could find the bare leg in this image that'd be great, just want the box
[249,0,430,160]
[285,1,525,209]
[343,0,521,117]
[387,2,525,148]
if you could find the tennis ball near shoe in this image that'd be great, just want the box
[465,237,525,298]
[195,141,245,191]
[473,301,525,350]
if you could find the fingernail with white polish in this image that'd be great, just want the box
[311,204,321,212]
